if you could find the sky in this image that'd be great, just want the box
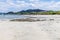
[0,0,60,12]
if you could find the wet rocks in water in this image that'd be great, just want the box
[10,18,40,22]
[10,17,55,22]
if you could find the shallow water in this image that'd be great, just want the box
[0,15,29,21]
[0,15,60,21]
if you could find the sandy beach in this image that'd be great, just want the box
[0,21,60,40]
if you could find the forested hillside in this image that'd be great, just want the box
[1,9,60,15]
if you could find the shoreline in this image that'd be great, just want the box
[0,15,60,40]
[0,15,60,21]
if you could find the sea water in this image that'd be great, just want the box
[0,15,60,21]
[0,15,29,21]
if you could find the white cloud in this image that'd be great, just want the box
[0,0,30,12]
[29,0,39,2]
[30,1,60,10]
[0,0,60,12]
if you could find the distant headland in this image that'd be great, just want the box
[0,9,60,15]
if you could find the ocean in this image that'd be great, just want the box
[0,15,60,21]
[0,15,29,21]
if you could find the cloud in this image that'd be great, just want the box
[0,0,31,12]
[29,0,39,2]
[30,0,60,10]
[0,0,60,12]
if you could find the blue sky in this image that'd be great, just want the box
[0,0,60,12]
